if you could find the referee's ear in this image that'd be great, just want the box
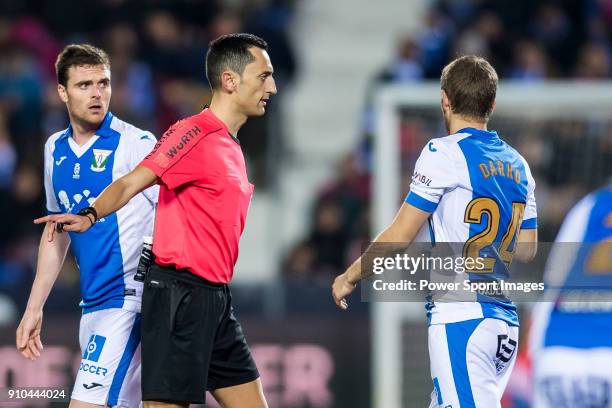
[220,70,239,93]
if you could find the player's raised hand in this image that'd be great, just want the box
[33,214,93,241]
[16,310,44,361]
[332,272,357,310]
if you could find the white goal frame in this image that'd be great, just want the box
[371,81,612,408]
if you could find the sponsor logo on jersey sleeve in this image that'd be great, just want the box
[144,122,205,171]
[412,171,433,187]
[165,125,201,158]
[153,153,169,168]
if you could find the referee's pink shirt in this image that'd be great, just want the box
[140,109,254,283]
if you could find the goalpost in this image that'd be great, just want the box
[371,81,612,407]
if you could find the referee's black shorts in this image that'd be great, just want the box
[141,264,259,404]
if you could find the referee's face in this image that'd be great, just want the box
[59,64,111,130]
[236,47,277,117]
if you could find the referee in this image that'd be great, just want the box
[36,33,276,408]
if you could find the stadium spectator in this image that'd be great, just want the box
[508,40,549,81]
[575,41,611,79]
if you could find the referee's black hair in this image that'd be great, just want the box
[206,33,268,90]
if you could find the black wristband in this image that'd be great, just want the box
[77,206,98,225]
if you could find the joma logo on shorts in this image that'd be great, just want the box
[166,126,202,158]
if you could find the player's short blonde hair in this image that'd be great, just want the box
[441,55,498,121]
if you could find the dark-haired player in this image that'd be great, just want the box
[17,44,158,407]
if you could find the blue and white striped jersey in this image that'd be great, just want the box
[531,185,612,350]
[406,127,538,326]
[44,112,158,314]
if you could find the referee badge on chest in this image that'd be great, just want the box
[91,149,113,172]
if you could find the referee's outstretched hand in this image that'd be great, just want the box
[33,214,93,242]
[332,272,356,310]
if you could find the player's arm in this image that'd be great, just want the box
[34,166,158,241]
[91,165,158,219]
[516,158,538,262]
[131,132,160,206]
[16,222,70,360]
[514,228,538,262]
[332,203,430,309]
[333,139,455,309]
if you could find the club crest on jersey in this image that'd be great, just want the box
[91,149,113,172]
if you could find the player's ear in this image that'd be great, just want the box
[490,100,496,114]
[441,90,451,111]
[220,70,239,93]
[57,84,68,103]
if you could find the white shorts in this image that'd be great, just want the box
[533,347,612,408]
[71,308,142,407]
[428,318,518,408]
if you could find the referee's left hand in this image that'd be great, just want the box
[332,272,356,310]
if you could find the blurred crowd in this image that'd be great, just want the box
[374,0,612,84]
[0,0,297,316]
[283,0,612,283]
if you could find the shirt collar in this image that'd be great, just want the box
[59,111,115,141]
[200,107,241,144]
[458,127,499,139]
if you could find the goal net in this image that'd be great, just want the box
[371,82,612,407]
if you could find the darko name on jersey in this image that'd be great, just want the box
[478,160,521,184]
